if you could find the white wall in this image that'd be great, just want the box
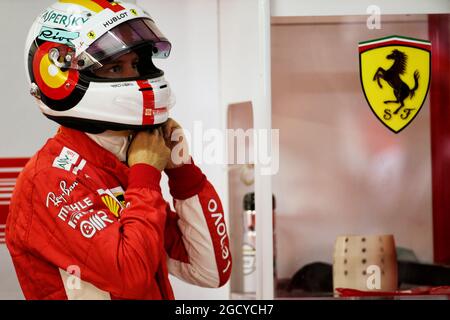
[0,0,58,158]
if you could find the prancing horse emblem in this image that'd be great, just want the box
[373,49,420,115]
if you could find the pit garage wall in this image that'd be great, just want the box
[219,0,442,296]
[271,15,434,280]
[0,0,229,300]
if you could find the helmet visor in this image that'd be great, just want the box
[78,18,171,70]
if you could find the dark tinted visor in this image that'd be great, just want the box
[79,18,171,70]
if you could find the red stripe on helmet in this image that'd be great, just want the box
[137,80,155,125]
[92,0,125,13]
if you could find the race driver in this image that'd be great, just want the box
[5,0,232,300]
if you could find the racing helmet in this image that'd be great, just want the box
[25,0,175,133]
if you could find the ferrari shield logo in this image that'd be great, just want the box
[359,36,431,133]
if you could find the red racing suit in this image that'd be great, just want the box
[6,127,232,300]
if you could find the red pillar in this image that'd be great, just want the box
[429,14,450,264]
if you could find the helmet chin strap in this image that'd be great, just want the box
[86,130,133,162]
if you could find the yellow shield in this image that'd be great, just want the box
[359,36,431,133]
[101,195,121,218]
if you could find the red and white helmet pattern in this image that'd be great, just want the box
[26,0,175,133]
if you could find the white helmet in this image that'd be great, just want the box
[25,0,175,133]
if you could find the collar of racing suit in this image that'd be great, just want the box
[56,126,131,189]
[85,130,133,163]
